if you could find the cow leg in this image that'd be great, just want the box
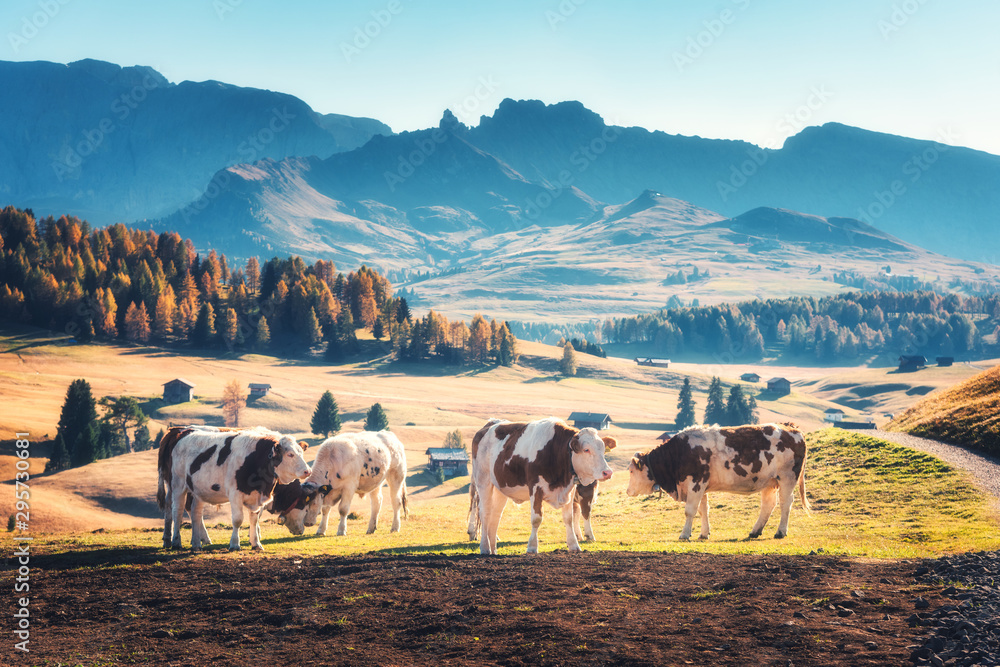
[697,493,711,540]
[563,501,582,553]
[750,484,778,538]
[367,484,384,535]
[316,504,334,536]
[679,490,703,541]
[162,483,173,549]
[170,488,187,549]
[774,478,796,539]
[337,484,358,536]
[248,509,264,551]
[197,509,212,546]
[526,489,544,554]
[572,498,584,543]
[581,486,597,542]
[228,503,245,551]
[479,486,507,555]
[190,497,206,551]
[388,469,405,533]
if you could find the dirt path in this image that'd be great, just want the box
[862,429,1000,504]
[27,551,945,666]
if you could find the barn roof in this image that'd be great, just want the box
[767,377,789,384]
[824,408,844,414]
[425,448,470,462]
[568,412,613,422]
[248,383,272,389]
[163,378,195,388]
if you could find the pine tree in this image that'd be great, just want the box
[192,302,216,345]
[468,314,491,364]
[124,301,151,343]
[372,316,385,340]
[57,379,98,464]
[153,290,175,339]
[133,423,152,451]
[245,257,261,295]
[70,422,100,467]
[253,315,271,351]
[747,393,760,425]
[560,341,577,376]
[675,378,697,429]
[443,429,465,450]
[703,377,727,425]
[46,433,70,472]
[325,321,346,362]
[498,323,517,367]
[725,384,753,426]
[310,391,342,437]
[220,307,240,348]
[304,307,323,346]
[99,396,148,454]
[395,297,411,323]
[364,402,389,431]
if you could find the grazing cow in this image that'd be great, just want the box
[272,431,408,536]
[156,426,311,551]
[626,423,810,541]
[468,417,615,555]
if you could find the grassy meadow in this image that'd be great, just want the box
[1,324,998,565]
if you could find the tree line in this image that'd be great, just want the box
[673,377,759,430]
[0,206,517,368]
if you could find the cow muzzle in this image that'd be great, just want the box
[600,468,613,481]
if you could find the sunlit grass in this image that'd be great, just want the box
[28,430,1000,568]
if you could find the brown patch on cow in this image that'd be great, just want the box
[762,425,775,436]
[189,445,217,476]
[763,451,774,464]
[776,428,808,479]
[643,434,711,497]
[185,474,193,491]
[216,436,235,466]
[724,426,775,476]
[235,437,280,497]
[724,460,730,469]
[493,421,576,496]
[574,481,597,519]
[532,487,544,517]
[156,427,192,510]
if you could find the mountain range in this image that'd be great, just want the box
[2,59,1000,320]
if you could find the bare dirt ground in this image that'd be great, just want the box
[26,549,945,666]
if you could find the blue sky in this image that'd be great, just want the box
[4,0,998,154]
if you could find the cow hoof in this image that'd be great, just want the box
[774,531,786,540]
[252,545,264,552]
[748,531,762,539]
[366,528,376,535]
[698,535,710,541]
[170,542,183,550]
[228,546,240,552]
[569,546,582,554]
[679,536,691,542]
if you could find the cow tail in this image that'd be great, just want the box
[156,469,166,512]
[798,468,811,514]
[401,482,409,518]
[467,482,480,541]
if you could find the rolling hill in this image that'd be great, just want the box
[888,364,1000,455]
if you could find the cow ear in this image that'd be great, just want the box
[299,441,309,451]
[319,484,333,495]
[569,436,584,453]
[631,454,645,471]
[601,436,617,450]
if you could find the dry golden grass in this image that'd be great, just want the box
[888,363,1000,455]
[0,324,991,535]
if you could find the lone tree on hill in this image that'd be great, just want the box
[311,391,342,437]
[703,377,727,425]
[99,396,149,454]
[364,403,389,431]
[725,384,758,426]
[52,378,99,470]
[675,378,697,430]
[221,379,246,427]
[560,341,577,377]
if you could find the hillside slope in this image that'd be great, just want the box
[887,364,1000,455]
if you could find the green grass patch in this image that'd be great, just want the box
[25,430,1000,566]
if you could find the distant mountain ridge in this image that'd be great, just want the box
[0,58,391,223]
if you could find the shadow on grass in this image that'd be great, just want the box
[29,544,204,571]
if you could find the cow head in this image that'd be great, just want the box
[569,428,614,486]
[272,481,333,535]
[626,453,658,496]
[273,436,312,484]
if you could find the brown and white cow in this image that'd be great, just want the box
[468,417,615,555]
[156,426,311,551]
[626,423,810,541]
[272,430,408,537]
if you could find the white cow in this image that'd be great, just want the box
[626,423,810,541]
[468,417,615,555]
[156,426,311,551]
[274,431,408,536]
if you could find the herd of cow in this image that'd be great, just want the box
[156,419,810,554]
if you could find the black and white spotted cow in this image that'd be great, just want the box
[626,423,810,541]
[156,426,311,551]
[272,431,408,537]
